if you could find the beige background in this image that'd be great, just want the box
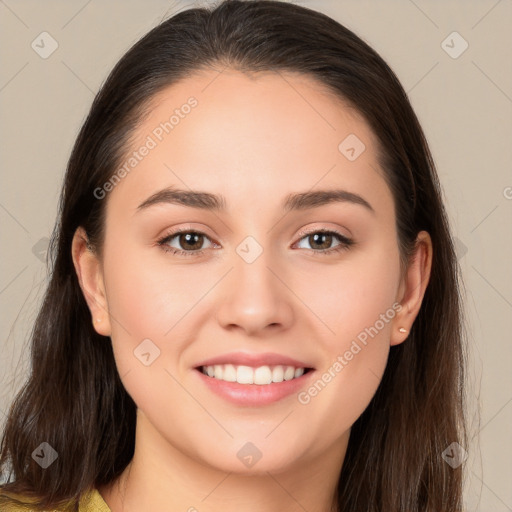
[1,0,511,509]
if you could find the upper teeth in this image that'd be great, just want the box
[201,364,305,385]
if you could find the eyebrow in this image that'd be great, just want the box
[136,187,375,214]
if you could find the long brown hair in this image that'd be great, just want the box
[0,1,467,510]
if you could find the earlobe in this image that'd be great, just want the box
[391,230,433,346]
[71,227,112,336]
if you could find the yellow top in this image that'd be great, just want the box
[0,488,111,511]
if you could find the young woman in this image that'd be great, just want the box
[0,1,467,510]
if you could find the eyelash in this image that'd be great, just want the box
[156,228,354,258]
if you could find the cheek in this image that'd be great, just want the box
[101,242,222,379]
[298,298,395,446]
[307,238,401,352]
[295,241,400,429]
[100,250,202,416]
[102,242,207,334]
[300,343,389,448]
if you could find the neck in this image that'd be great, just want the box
[99,412,348,512]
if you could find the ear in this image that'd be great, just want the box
[390,230,433,346]
[71,227,112,337]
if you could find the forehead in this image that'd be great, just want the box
[144,68,373,151]
[106,68,392,220]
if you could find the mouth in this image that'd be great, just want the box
[193,352,315,405]
[197,364,314,385]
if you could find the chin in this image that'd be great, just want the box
[192,440,308,476]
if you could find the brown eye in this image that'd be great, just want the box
[157,230,214,257]
[176,232,205,251]
[295,229,354,256]
[307,232,334,250]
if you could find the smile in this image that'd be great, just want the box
[200,364,309,385]
[195,365,314,406]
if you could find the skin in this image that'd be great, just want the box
[72,68,432,512]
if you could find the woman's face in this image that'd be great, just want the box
[78,68,424,474]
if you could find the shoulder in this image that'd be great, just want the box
[0,488,111,512]
[79,489,111,512]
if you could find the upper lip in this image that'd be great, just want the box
[195,352,314,369]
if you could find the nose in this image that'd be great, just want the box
[215,250,294,336]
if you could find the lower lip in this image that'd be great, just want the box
[194,368,314,406]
